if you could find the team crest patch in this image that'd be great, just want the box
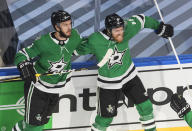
[35,114,42,121]
[48,57,67,74]
[108,46,127,68]
[106,104,115,114]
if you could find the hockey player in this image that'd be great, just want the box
[12,10,84,131]
[170,93,192,128]
[76,13,174,131]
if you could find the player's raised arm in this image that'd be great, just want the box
[124,14,174,39]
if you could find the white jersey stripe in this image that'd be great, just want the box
[98,63,136,81]
[97,67,137,89]
[15,122,21,131]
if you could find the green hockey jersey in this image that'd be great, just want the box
[77,14,160,89]
[15,29,82,93]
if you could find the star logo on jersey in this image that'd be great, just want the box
[48,57,67,74]
[108,46,127,68]
[35,114,42,121]
[106,105,115,114]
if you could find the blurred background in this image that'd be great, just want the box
[0,0,192,66]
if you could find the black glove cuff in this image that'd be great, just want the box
[178,103,191,118]
[18,61,33,69]
[17,60,36,83]
[155,22,173,38]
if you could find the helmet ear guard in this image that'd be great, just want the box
[106,28,112,38]
[54,23,61,32]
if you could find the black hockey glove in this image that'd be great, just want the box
[155,22,174,38]
[170,93,191,118]
[17,60,36,83]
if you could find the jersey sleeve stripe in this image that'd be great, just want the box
[132,14,145,29]
[73,50,79,56]
[19,48,30,61]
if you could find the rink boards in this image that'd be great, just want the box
[1,61,192,130]
[50,63,192,131]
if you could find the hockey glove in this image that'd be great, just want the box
[170,93,191,118]
[155,22,174,38]
[17,60,36,83]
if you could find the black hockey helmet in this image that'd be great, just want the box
[105,13,124,31]
[51,10,71,30]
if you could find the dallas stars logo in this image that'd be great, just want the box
[108,46,127,68]
[117,18,120,24]
[106,105,115,114]
[35,114,42,121]
[48,58,67,73]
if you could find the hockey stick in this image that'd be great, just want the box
[0,68,78,82]
[0,76,21,82]
[153,0,181,69]
[0,49,113,82]
[0,70,74,83]
[153,0,190,91]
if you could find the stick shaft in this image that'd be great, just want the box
[0,76,21,82]
[0,69,75,82]
[153,0,182,70]
[153,0,192,92]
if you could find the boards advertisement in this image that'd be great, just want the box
[51,64,192,131]
[1,63,192,131]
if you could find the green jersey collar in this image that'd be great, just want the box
[100,31,110,40]
[49,32,69,45]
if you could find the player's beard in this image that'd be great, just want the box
[59,30,71,38]
[113,34,124,43]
